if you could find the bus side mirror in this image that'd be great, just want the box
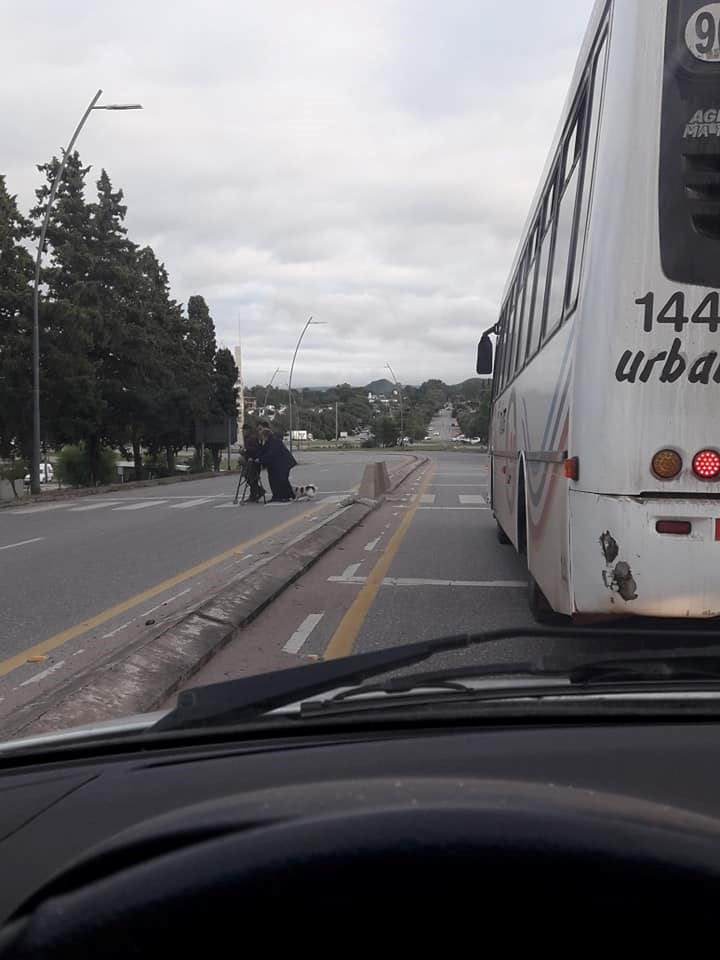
[476,334,493,375]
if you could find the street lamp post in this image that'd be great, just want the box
[287,317,325,452]
[385,362,404,445]
[31,89,142,494]
[263,367,285,410]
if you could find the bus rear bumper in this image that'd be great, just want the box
[570,492,720,618]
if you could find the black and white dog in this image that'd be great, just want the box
[293,483,317,500]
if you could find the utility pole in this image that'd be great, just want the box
[31,90,142,494]
[335,402,339,442]
[385,362,404,446]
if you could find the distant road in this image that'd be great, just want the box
[427,404,455,441]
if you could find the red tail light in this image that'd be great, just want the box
[692,449,720,480]
[563,457,579,481]
[655,520,691,535]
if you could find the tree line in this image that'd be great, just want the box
[245,377,487,445]
[0,154,238,482]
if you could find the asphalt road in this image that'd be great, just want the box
[0,451,411,663]
[178,451,544,694]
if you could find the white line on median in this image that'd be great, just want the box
[0,537,45,552]
[328,576,527,588]
[141,587,192,617]
[339,562,362,579]
[364,537,381,552]
[101,619,134,639]
[459,494,486,505]
[283,613,325,654]
[19,660,66,686]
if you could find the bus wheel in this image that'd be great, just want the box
[528,574,557,623]
[496,523,511,545]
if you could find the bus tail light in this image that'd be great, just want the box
[655,520,691,535]
[651,449,682,479]
[692,449,720,480]
[563,457,579,481]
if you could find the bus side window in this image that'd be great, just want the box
[522,227,540,362]
[493,309,507,397]
[545,119,583,338]
[503,288,517,386]
[514,258,528,372]
[568,34,608,311]
[527,180,556,359]
[538,166,560,345]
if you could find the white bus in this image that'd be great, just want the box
[477,0,720,621]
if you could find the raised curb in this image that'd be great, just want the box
[9,456,429,737]
[8,502,374,737]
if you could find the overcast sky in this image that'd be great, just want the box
[5,0,594,387]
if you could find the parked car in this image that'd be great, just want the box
[23,464,54,486]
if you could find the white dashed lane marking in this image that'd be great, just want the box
[283,613,325,654]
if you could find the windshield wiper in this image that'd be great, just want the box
[153,627,720,731]
[299,651,720,715]
[569,655,720,684]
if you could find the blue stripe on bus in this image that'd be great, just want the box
[522,327,575,510]
[539,324,576,452]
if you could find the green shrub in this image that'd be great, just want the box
[97,448,117,485]
[57,445,118,487]
[57,445,89,487]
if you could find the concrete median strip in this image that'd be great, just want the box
[5,455,428,739]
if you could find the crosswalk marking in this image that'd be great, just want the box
[9,486,488,518]
[10,504,68,515]
[112,500,168,511]
[419,506,490,511]
[68,501,123,512]
[168,498,215,509]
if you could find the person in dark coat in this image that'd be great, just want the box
[257,427,297,502]
[241,424,264,502]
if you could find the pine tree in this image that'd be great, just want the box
[186,294,217,456]
[206,347,238,469]
[0,175,34,459]
[30,152,99,461]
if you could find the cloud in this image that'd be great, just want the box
[3,0,595,386]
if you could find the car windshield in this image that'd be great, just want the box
[2,0,720,745]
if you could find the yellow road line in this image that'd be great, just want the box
[323,463,435,660]
[0,502,326,680]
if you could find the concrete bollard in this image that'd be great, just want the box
[358,460,391,499]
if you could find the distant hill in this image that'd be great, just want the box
[365,378,395,395]
[447,377,491,398]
